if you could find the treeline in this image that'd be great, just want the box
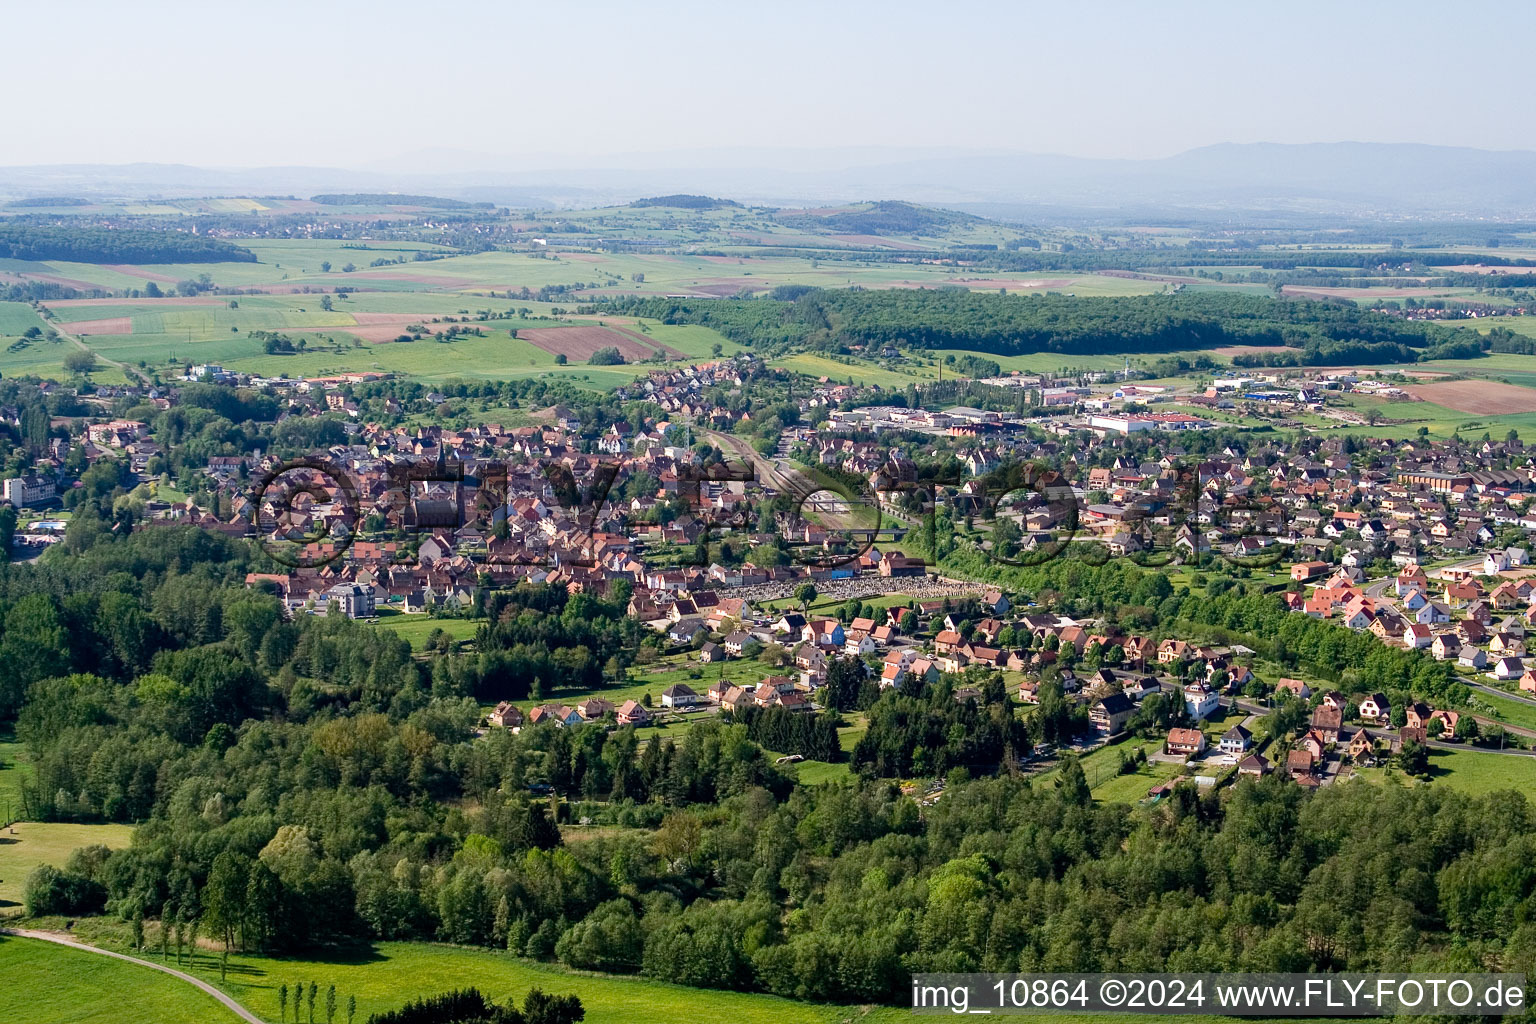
[727,706,844,762]
[852,673,1031,777]
[447,586,644,700]
[366,988,583,1024]
[0,224,256,264]
[606,289,1482,365]
[4,196,90,208]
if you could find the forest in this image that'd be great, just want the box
[608,289,1484,364]
[0,223,257,264]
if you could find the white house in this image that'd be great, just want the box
[1183,682,1220,721]
[1494,656,1525,681]
[660,683,701,708]
[1219,725,1253,756]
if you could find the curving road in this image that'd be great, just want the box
[1,927,263,1023]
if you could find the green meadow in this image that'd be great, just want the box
[0,821,136,907]
[0,937,244,1024]
[1423,747,1536,795]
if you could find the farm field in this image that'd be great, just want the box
[0,821,135,908]
[0,937,245,1024]
[1401,379,1536,413]
[2,237,1167,306]
[517,324,681,362]
[9,279,755,388]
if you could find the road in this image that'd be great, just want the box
[44,316,153,386]
[1,927,263,1023]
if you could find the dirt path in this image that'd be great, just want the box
[1,928,263,1023]
[45,316,153,386]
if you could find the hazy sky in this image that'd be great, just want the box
[7,0,1536,169]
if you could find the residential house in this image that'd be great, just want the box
[488,702,523,729]
[1275,678,1312,700]
[660,683,701,708]
[1219,725,1253,756]
[1237,752,1271,778]
[1090,692,1135,734]
[1166,727,1207,758]
[1182,682,1220,721]
[1347,729,1377,763]
[576,698,615,721]
[1310,705,1343,745]
[617,700,650,726]
[1432,634,1462,661]
[1286,749,1317,780]
[1358,692,1391,724]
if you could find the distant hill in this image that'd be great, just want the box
[9,142,1536,217]
[310,193,494,210]
[776,200,981,236]
[629,194,741,210]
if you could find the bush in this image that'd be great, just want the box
[555,899,644,972]
[23,864,106,916]
[588,347,624,366]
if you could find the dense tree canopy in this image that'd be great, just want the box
[0,224,256,263]
[608,289,1481,364]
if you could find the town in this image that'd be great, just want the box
[3,351,1533,809]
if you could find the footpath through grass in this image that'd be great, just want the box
[95,936,904,1024]
[0,936,244,1024]
[10,919,1366,1024]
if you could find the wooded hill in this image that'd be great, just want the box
[775,200,981,236]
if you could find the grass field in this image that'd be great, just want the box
[0,937,245,1024]
[366,611,483,651]
[0,735,29,824]
[1468,690,1536,732]
[0,821,135,908]
[1079,739,1188,804]
[7,923,1360,1024]
[185,939,906,1024]
[1424,747,1536,795]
